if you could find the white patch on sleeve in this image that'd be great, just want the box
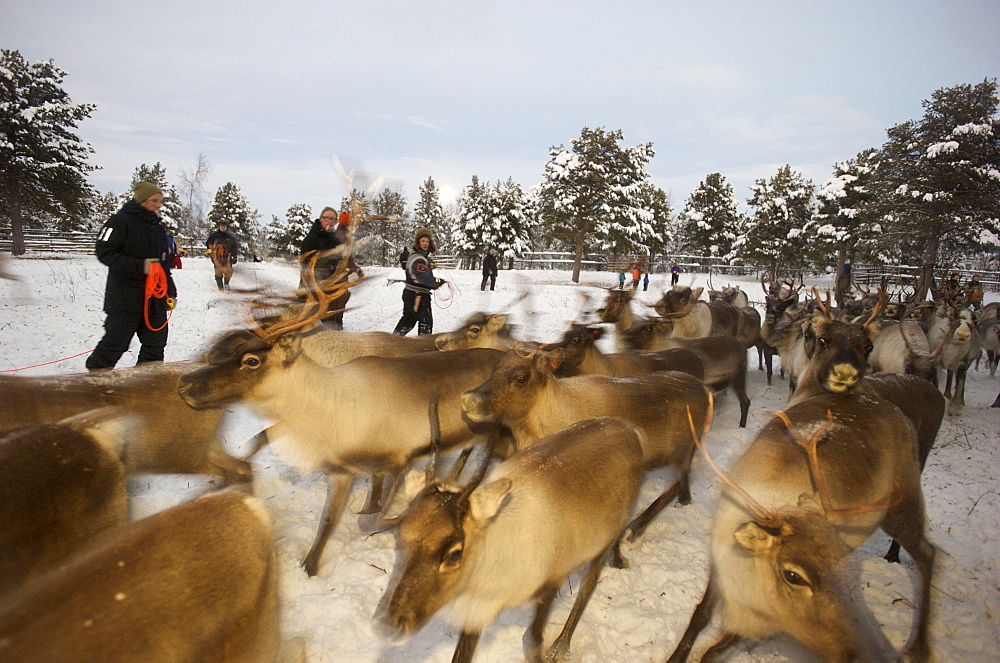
[98,227,113,242]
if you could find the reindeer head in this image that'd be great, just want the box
[461,345,561,424]
[434,313,513,351]
[654,286,703,317]
[799,289,885,395]
[549,324,603,372]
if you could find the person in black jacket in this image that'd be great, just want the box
[299,207,360,330]
[393,227,446,335]
[481,249,499,291]
[85,181,177,370]
[205,221,239,290]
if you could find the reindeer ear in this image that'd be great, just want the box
[485,314,507,331]
[535,348,564,373]
[469,477,512,523]
[691,287,704,301]
[733,521,792,554]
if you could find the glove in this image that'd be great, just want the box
[166,297,176,309]
[143,258,158,274]
[230,255,237,265]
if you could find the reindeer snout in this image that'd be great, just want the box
[461,390,493,422]
[825,363,861,394]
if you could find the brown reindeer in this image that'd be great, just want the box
[373,417,644,662]
[550,324,704,381]
[0,490,282,662]
[653,286,760,349]
[667,395,936,662]
[461,345,711,543]
[180,330,508,577]
[0,362,253,484]
[619,320,751,427]
[0,408,130,597]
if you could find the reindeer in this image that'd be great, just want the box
[868,319,939,385]
[619,320,750,427]
[0,363,252,484]
[0,408,131,597]
[373,417,644,663]
[927,301,982,414]
[667,394,936,662]
[760,274,805,385]
[0,490,282,662]
[789,289,946,563]
[550,324,704,381]
[653,286,759,349]
[178,276,510,576]
[433,313,516,351]
[461,346,711,544]
[596,288,646,349]
[975,316,999,377]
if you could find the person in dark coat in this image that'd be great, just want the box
[85,181,177,370]
[393,227,446,336]
[299,207,359,330]
[481,249,499,291]
[205,221,239,290]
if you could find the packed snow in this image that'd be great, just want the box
[1,252,998,662]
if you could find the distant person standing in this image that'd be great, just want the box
[631,264,641,289]
[206,221,239,290]
[835,263,852,308]
[642,272,650,291]
[670,262,682,286]
[964,274,984,310]
[618,271,626,290]
[481,249,499,291]
[86,181,177,371]
[393,228,446,336]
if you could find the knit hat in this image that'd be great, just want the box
[133,181,163,203]
[338,212,351,226]
[413,227,436,252]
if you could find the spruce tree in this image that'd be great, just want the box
[452,175,492,261]
[267,203,312,256]
[0,50,96,254]
[366,187,410,266]
[207,182,259,255]
[677,173,741,261]
[734,165,814,272]
[412,177,447,251]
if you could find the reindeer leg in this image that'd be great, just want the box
[523,585,558,662]
[625,481,682,543]
[452,630,481,663]
[208,449,253,486]
[700,632,743,663]
[667,573,719,663]
[302,472,355,576]
[881,495,936,661]
[544,549,609,662]
[358,473,386,515]
[950,364,968,415]
[447,447,474,482]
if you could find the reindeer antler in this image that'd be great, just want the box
[686,396,785,529]
[811,287,833,321]
[774,409,901,521]
[862,287,890,328]
[250,251,361,343]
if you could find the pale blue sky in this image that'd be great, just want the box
[4,0,998,222]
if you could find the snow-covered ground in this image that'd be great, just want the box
[1,252,998,662]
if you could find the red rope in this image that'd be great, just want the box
[144,262,173,331]
[0,350,93,373]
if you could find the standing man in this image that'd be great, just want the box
[206,221,239,290]
[631,263,641,289]
[964,274,984,310]
[670,262,682,286]
[86,181,177,370]
[481,248,499,291]
[393,227,446,336]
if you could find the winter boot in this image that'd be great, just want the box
[215,277,224,290]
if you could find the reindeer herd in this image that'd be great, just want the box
[0,254,997,662]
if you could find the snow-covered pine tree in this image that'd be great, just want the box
[489,177,535,267]
[452,175,491,263]
[677,173,741,261]
[0,50,96,254]
[412,177,447,252]
[207,182,259,256]
[809,149,883,273]
[365,187,410,266]
[733,165,814,272]
[266,203,312,256]
[867,79,1000,298]
[537,127,656,282]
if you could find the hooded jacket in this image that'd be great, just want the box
[94,200,176,313]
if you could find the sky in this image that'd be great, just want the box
[4,0,999,224]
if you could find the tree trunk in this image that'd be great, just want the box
[10,190,25,256]
[572,230,584,283]
[916,233,940,301]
